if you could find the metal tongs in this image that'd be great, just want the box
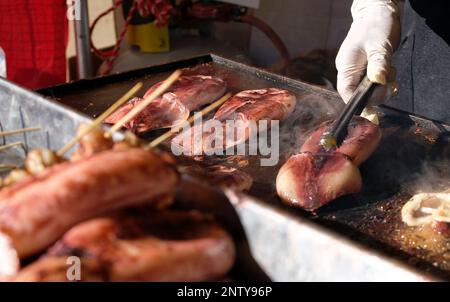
[320,75,378,150]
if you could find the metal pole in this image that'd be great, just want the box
[74,0,94,79]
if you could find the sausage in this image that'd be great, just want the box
[0,148,179,264]
[179,164,253,191]
[14,210,235,282]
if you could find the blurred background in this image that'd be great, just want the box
[1,0,354,90]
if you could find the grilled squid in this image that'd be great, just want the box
[300,116,381,165]
[105,75,227,134]
[276,152,362,211]
[276,116,381,211]
[173,88,297,155]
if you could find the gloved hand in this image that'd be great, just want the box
[336,0,401,104]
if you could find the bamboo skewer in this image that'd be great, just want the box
[0,142,23,152]
[105,70,183,138]
[0,127,41,137]
[57,82,144,156]
[148,92,232,149]
[0,164,17,170]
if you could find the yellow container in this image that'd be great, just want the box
[127,22,170,53]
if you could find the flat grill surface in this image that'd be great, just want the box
[38,55,450,279]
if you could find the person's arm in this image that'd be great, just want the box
[336,0,401,104]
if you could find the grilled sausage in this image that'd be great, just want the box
[179,164,253,191]
[0,148,178,266]
[14,210,235,282]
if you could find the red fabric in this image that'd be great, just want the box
[142,0,172,26]
[0,0,67,89]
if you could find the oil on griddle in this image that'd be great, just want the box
[38,57,450,278]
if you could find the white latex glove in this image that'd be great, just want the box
[336,0,401,105]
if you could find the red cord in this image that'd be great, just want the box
[89,0,172,76]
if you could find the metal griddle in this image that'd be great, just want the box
[36,54,450,281]
[0,75,268,281]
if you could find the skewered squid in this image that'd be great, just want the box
[105,75,227,134]
[173,88,297,155]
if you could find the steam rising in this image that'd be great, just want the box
[279,94,343,158]
[409,159,450,194]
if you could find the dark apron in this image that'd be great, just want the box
[389,0,450,124]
